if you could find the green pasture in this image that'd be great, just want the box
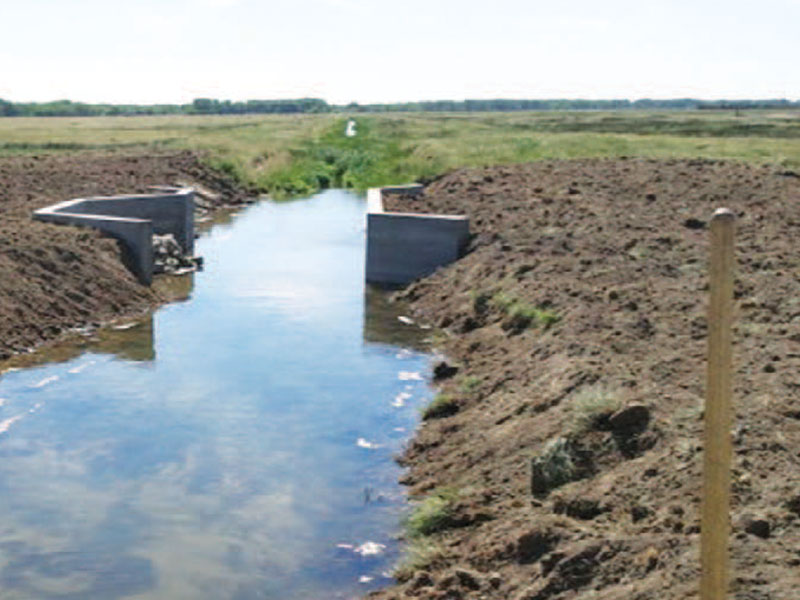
[1,110,798,197]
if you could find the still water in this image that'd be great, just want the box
[0,190,432,599]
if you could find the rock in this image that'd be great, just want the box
[433,361,459,380]
[515,530,558,564]
[609,404,651,434]
[742,516,771,539]
[683,218,707,230]
[487,572,503,589]
[553,497,604,520]
[152,233,202,275]
[549,543,603,587]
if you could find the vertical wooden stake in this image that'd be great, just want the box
[701,207,736,600]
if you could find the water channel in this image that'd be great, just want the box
[0,190,433,599]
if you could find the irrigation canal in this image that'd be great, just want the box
[0,190,433,599]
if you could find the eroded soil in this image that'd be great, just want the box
[374,159,800,599]
[0,150,250,361]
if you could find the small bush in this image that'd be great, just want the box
[530,437,576,496]
[421,394,459,420]
[395,489,458,580]
[491,292,560,332]
[569,385,622,435]
[405,488,459,537]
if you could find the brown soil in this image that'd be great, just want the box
[373,159,800,599]
[0,150,251,362]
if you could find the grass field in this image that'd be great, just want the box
[1,110,798,197]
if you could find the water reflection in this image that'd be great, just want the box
[0,314,156,373]
[0,190,432,599]
[363,286,431,351]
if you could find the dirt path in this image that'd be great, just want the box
[0,150,251,362]
[373,158,800,599]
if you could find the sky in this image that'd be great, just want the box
[1,0,798,104]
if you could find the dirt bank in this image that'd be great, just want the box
[0,150,251,362]
[373,158,800,599]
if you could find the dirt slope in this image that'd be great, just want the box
[0,151,250,361]
[372,158,800,599]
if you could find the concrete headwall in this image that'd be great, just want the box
[365,185,469,285]
[33,188,194,285]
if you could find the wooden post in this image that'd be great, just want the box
[701,208,736,600]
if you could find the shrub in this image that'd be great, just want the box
[405,488,459,537]
[530,437,576,496]
[421,394,459,420]
[568,385,622,435]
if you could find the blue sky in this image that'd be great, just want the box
[1,0,797,104]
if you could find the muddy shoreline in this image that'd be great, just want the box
[373,158,800,599]
[0,150,252,365]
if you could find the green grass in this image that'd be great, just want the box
[2,110,800,197]
[491,292,560,331]
[394,487,460,579]
[393,540,445,582]
[460,376,481,394]
[405,488,459,537]
[421,393,459,420]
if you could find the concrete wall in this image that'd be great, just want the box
[33,188,194,285]
[365,185,469,285]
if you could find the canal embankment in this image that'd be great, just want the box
[369,158,800,600]
[0,150,252,363]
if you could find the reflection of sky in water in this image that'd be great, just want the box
[0,191,432,599]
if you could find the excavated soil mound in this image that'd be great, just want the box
[0,151,250,361]
[374,158,800,600]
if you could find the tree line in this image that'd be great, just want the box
[1,97,798,117]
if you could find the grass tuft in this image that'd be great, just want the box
[460,376,481,394]
[393,540,445,582]
[394,488,459,579]
[491,292,560,332]
[405,488,459,537]
[421,394,459,420]
[568,385,622,435]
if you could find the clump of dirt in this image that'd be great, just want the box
[0,150,251,362]
[372,158,800,599]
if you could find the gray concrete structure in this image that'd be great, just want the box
[366,185,469,285]
[33,188,194,285]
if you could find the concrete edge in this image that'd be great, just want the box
[365,183,470,285]
[33,188,194,286]
[368,184,468,221]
